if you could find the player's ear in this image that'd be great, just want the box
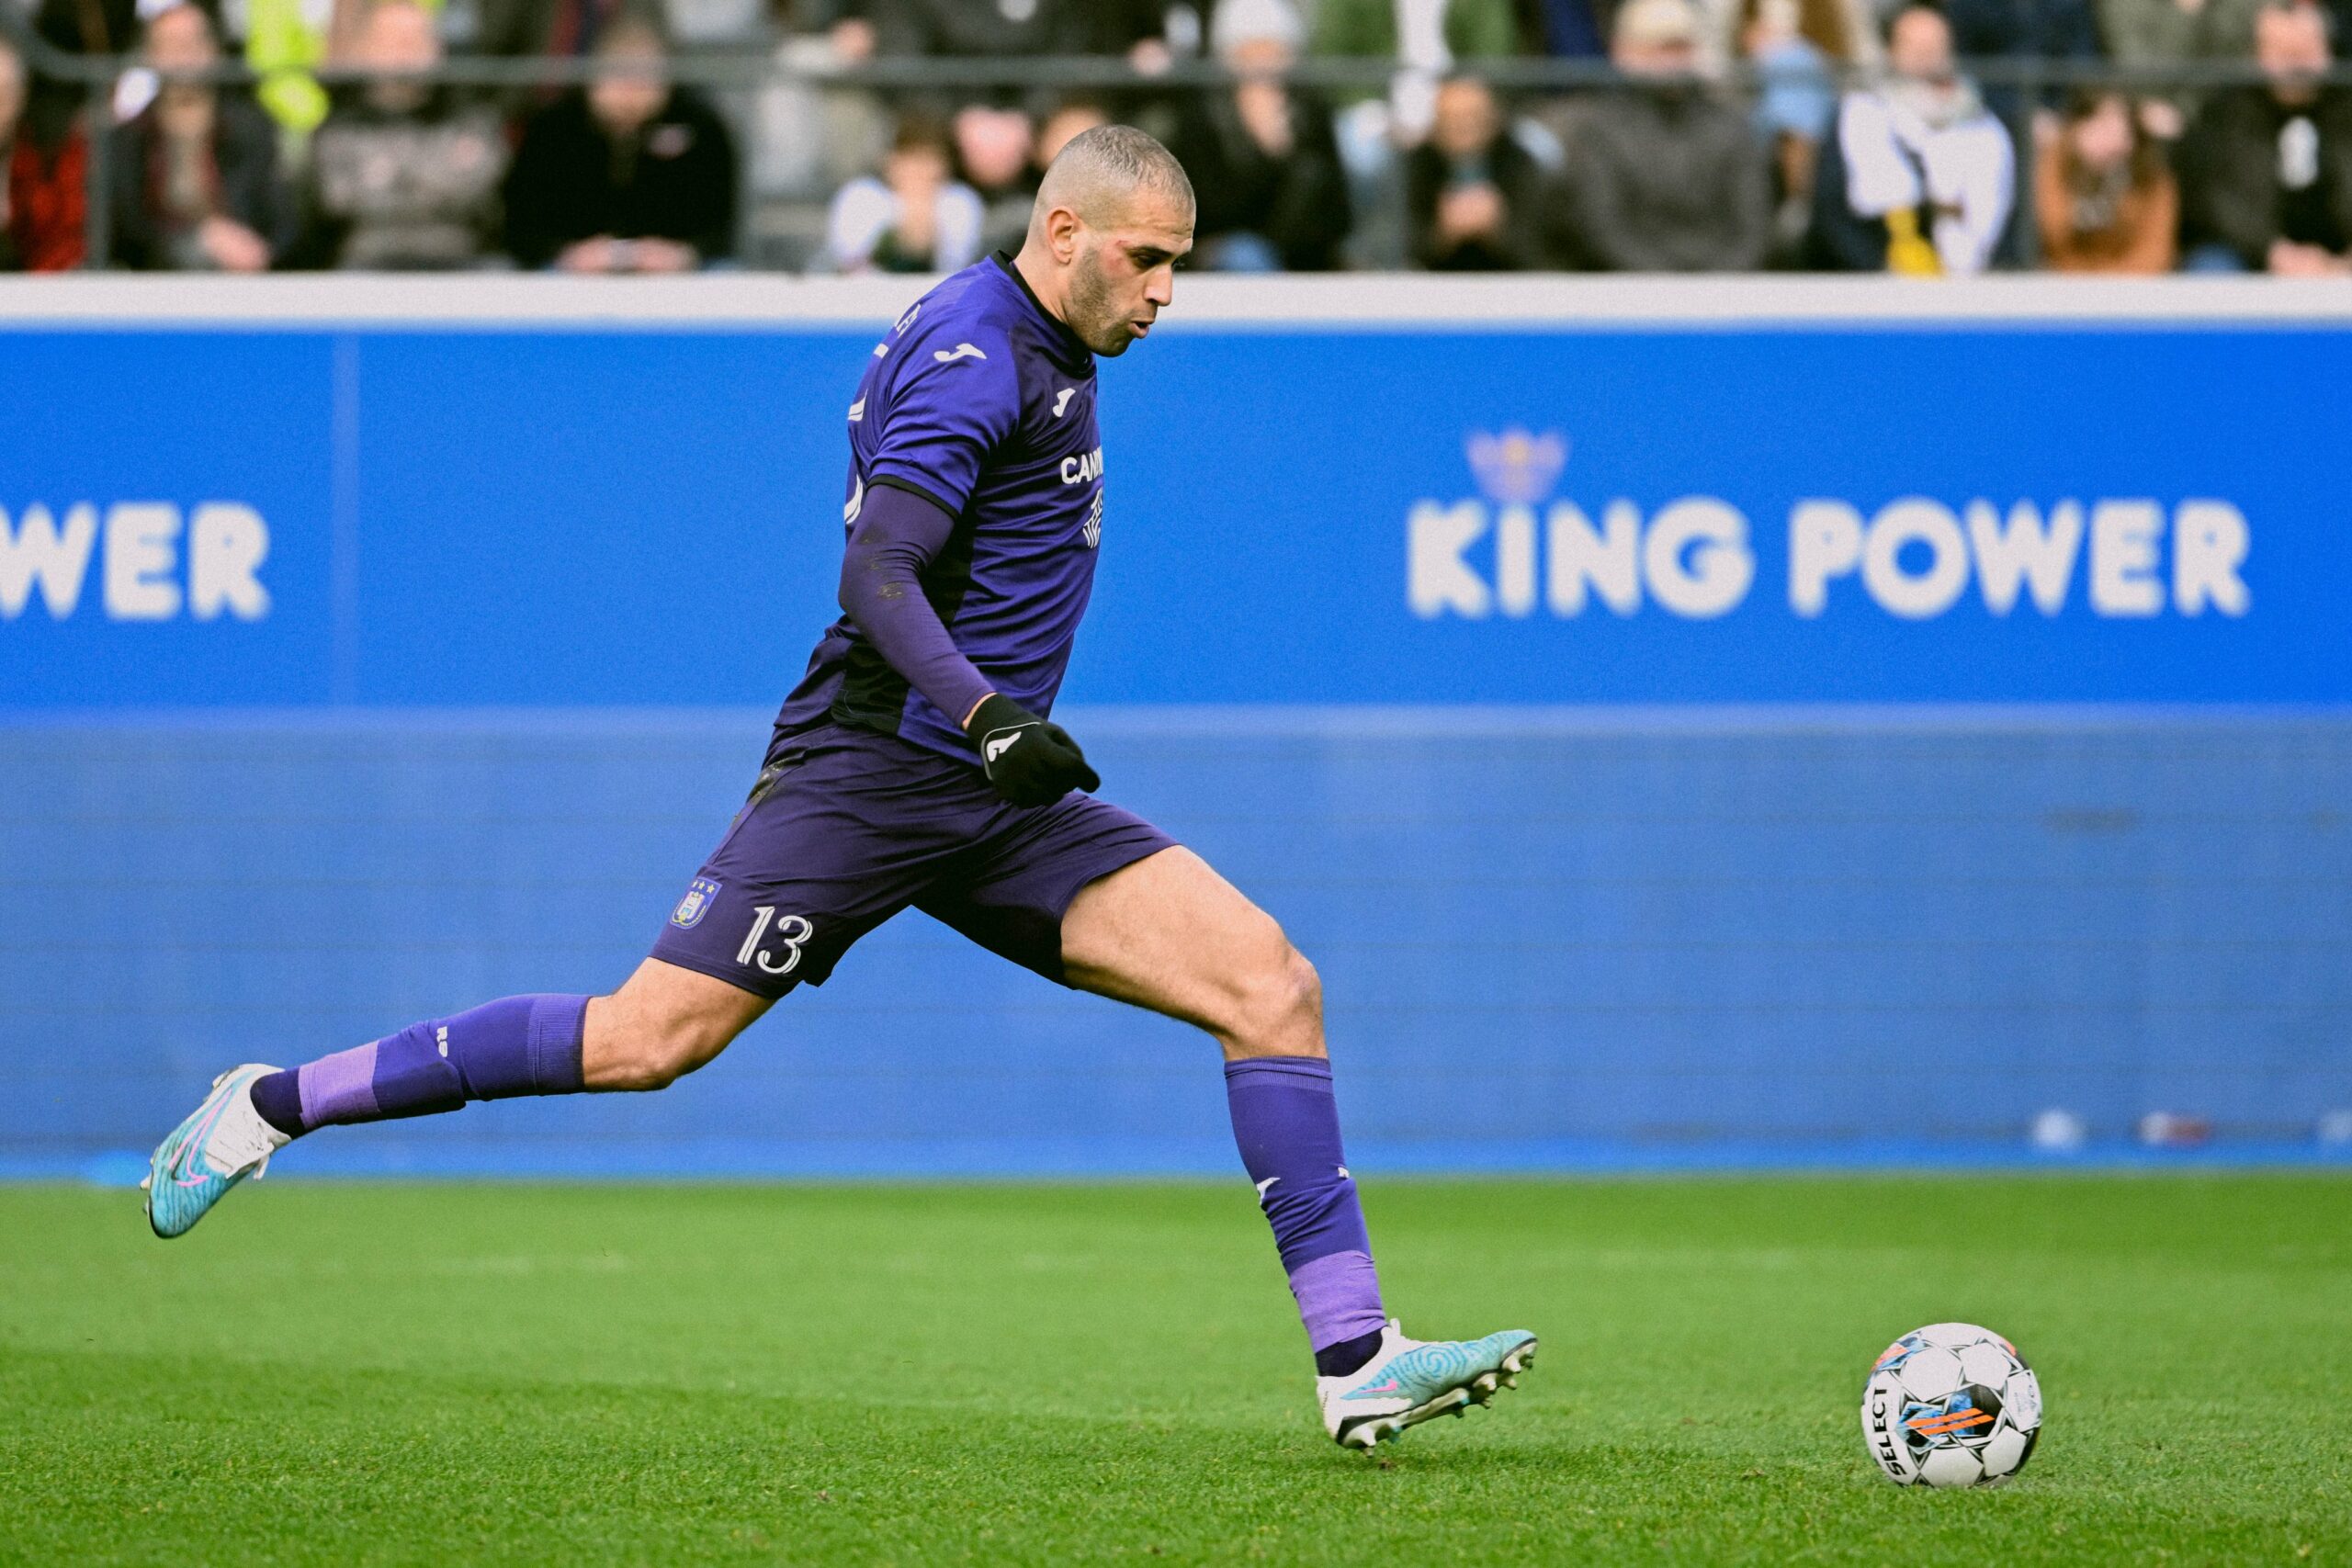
[1046,203,1083,263]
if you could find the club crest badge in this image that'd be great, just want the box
[671,877,721,930]
[1464,427,1568,506]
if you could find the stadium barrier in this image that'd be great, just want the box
[3,276,2348,1177]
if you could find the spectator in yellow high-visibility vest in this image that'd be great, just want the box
[243,0,443,138]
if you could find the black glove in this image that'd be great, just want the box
[965,693,1100,807]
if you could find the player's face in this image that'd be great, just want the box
[1068,192,1194,357]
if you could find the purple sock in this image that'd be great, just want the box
[1224,1055,1386,1364]
[248,994,590,1137]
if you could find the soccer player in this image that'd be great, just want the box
[141,126,1535,1450]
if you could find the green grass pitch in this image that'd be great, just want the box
[2,1176,2346,1564]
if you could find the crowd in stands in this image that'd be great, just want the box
[2,0,2347,272]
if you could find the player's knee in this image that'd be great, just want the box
[1227,933,1325,1057]
[603,1029,712,1091]
[601,1042,678,1092]
[588,997,729,1092]
[1285,950,1327,1054]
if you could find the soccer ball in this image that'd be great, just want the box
[1860,1322,2042,1488]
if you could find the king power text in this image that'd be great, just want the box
[1408,495,2249,622]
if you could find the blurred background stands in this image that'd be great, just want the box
[5,0,2352,274]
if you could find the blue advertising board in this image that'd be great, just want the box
[4,310,2347,707]
[3,284,2346,1178]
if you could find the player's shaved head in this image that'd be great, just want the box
[1014,126,1194,357]
[1030,124,1194,237]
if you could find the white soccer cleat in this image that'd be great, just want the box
[1316,1319,1539,1450]
[141,1064,292,1238]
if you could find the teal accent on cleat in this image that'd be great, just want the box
[1316,1321,1540,1449]
[143,1065,288,1239]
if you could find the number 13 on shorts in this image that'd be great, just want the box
[737,907,815,976]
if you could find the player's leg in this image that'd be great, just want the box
[143,960,768,1237]
[1058,845,1326,1061]
[583,959,774,1089]
[943,831,1385,1361]
[1057,845,1536,1447]
[143,733,932,1239]
[1058,847,1380,1355]
[251,956,768,1129]
[929,808,1535,1448]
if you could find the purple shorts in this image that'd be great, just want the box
[649,724,1178,998]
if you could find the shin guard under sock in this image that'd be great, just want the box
[1224,1055,1387,1362]
[250,994,590,1136]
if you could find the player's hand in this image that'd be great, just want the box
[964,694,1100,807]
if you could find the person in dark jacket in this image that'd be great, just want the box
[1553,0,1773,271]
[1405,72,1546,270]
[1165,6,1351,270]
[503,15,739,270]
[108,5,291,271]
[2177,0,2352,274]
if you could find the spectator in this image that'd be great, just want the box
[1035,97,1112,170]
[107,6,290,271]
[2035,88,2177,270]
[1555,0,1772,270]
[1808,4,2015,273]
[239,0,435,140]
[792,0,884,62]
[1406,72,1544,267]
[293,0,507,268]
[2177,0,2352,273]
[2098,0,2267,107]
[240,0,337,139]
[5,25,89,270]
[1065,0,1199,72]
[952,101,1035,256]
[752,2,890,217]
[850,1,1168,205]
[823,111,984,272]
[1742,0,1841,243]
[0,33,22,269]
[1167,0,1351,268]
[1311,0,1521,81]
[503,17,738,270]
[28,0,162,62]
[28,0,228,128]
[1695,0,1875,75]
[1312,0,1521,152]
[18,0,190,268]
[1736,0,1873,62]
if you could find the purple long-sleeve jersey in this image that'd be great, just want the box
[772,253,1105,764]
